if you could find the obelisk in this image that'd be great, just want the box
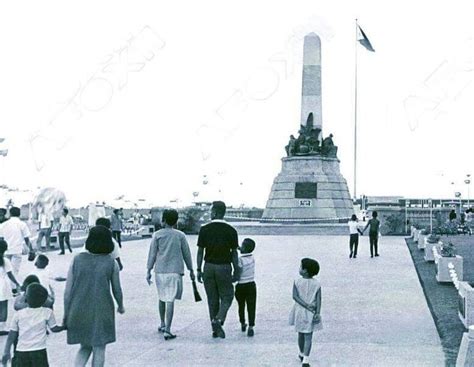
[300,33,322,134]
[261,32,354,222]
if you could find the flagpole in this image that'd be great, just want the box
[354,19,358,201]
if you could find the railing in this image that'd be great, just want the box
[448,262,460,290]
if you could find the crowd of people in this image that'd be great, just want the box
[0,202,323,367]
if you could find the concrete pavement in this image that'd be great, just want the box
[2,235,444,366]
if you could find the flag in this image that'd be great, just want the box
[0,149,7,157]
[357,25,375,52]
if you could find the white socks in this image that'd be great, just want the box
[302,355,309,364]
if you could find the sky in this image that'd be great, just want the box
[0,0,473,208]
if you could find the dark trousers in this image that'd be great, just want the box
[112,231,122,248]
[235,282,257,327]
[13,349,49,367]
[58,232,72,253]
[203,263,234,323]
[349,234,359,256]
[369,233,379,256]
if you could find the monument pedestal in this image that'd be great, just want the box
[262,155,354,221]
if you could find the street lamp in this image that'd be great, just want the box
[428,199,433,234]
[405,199,410,235]
[465,174,471,208]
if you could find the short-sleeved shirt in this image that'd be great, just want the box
[238,254,255,284]
[59,215,74,233]
[10,307,57,352]
[29,268,53,295]
[38,213,54,230]
[0,217,31,255]
[110,215,123,232]
[197,220,238,264]
[348,221,360,235]
[367,218,380,235]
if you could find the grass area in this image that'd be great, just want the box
[406,235,474,366]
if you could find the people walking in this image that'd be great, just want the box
[58,208,74,254]
[146,209,194,340]
[63,226,124,367]
[110,209,123,248]
[348,214,363,258]
[363,211,381,258]
[196,201,239,339]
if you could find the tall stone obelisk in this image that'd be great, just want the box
[261,32,354,222]
[301,33,322,134]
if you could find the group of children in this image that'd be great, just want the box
[235,237,322,367]
[0,239,61,366]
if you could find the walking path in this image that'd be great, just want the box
[6,235,444,366]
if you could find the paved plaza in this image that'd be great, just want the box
[2,235,444,366]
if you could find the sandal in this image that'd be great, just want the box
[158,326,166,333]
[163,331,176,340]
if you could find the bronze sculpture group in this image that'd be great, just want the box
[285,113,338,158]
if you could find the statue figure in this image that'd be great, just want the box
[321,133,338,157]
[285,135,297,156]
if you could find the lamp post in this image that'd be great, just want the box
[405,199,410,235]
[465,174,471,208]
[428,199,433,234]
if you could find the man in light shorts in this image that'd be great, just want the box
[146,209,195,340]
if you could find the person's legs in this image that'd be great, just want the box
[6,255,21,290]
[58,232,65,254]
[203,264,219,321]
[369,234,375,257]
[36,229,45,250]
[75,345,92,367]
[91,345,106,367]
[354,234,359,257]
[298,333,305,359]
[165,301,175,333]
[159,300,166,330]
[303,332,313,356]
[215,264,234,323]
[349,234,355,257]
[234,284,246,326]
[116,231,122,248]
[45,228,52,249]
[0,301,8,334]
[374,236,379,256]
[65,232,72,252]
[247,282,257,328]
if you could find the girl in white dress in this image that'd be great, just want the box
[289,258,322,367]
[0,240,21,335]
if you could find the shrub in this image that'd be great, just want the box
[384,213,404,234]
[440,242,456,257]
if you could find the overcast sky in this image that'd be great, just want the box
[0,0,473,208]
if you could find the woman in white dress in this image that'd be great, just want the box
[289,258,322,367]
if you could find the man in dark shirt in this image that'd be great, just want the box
[363,210,381,258]
[196,201,239,338]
